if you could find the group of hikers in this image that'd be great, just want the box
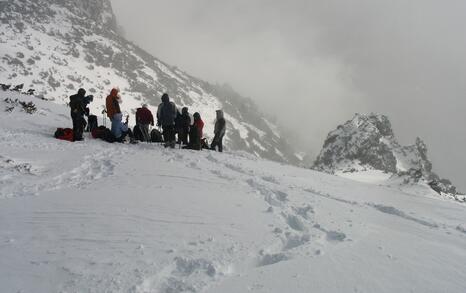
[68,87,226,152]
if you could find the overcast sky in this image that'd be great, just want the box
[111,0,465,190]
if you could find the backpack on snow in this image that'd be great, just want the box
[86,115,98,132]
[150,129,163,143]
[133,125,144,142]
[54,128,74,142]
[201,138,209,149]
[91,126,116,143]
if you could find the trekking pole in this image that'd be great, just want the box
[102,109,107,127]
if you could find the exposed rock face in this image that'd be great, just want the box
[313,113,462,199]
[0,0,301,165]
[52,0,117,29]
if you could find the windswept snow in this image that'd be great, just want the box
[1,92,466,293]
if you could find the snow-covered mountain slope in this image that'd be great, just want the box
[2,92,466,293]
[313,113,464,202]
[0,0,300,164]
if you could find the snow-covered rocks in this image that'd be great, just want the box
[313,113,463,201]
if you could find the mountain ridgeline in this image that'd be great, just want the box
[313,113,463,200]
[0,0,301,164]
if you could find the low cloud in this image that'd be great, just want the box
[112,0,466,190]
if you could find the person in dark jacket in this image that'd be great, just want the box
[176,107,191,145]
[210,110,226,152]
[157,93,177,148]
[135,104,154,142]
[184,112,204,150]
[69,88,87,141]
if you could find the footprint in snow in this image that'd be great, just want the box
[257,252,289,267]
[313,223,347,243]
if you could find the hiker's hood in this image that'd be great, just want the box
[110,88,119,98]
[161,93,170,103]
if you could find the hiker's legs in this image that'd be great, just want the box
[169,126,176,143]
[218,134,224,152]
[162,125,176,147]
[118,129,134,143]
[210,134,219,150]
[71,113,84,141]
[162,126,169,142]
[182,127,189,145]
[141,124,150,142]
[178,127,188,145]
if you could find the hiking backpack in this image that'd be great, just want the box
[150,129,163,143]
[133,125,144,142]
[86,115,98,132]
[54,128,74,142]
[91,126,116,143]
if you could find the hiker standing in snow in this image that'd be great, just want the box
[135,104,154,142]
[69,88,87,141]
[210,110,226,152]
[106,88,134,143]
[177,107,191,146]
[106,88,121,126]
[157,93,177,148]
[184,112,204,150]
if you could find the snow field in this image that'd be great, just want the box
[1,92,466,292]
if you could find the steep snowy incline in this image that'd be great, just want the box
[1,92,466,293]
[0,0,300,164]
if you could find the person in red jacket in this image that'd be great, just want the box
[135,104,154,142]
[184,112,204,150]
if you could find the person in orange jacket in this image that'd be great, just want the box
[106,88,121,122]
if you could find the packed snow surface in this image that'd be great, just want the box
[1,92,466,293]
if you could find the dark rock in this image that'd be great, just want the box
[313,113,462,198]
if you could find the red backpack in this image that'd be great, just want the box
[54,128,74,142]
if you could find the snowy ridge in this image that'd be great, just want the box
[313,113,464,202]
[1,91,466,293]
[0,0,300,164]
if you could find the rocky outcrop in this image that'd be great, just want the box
[313,113,462,199]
